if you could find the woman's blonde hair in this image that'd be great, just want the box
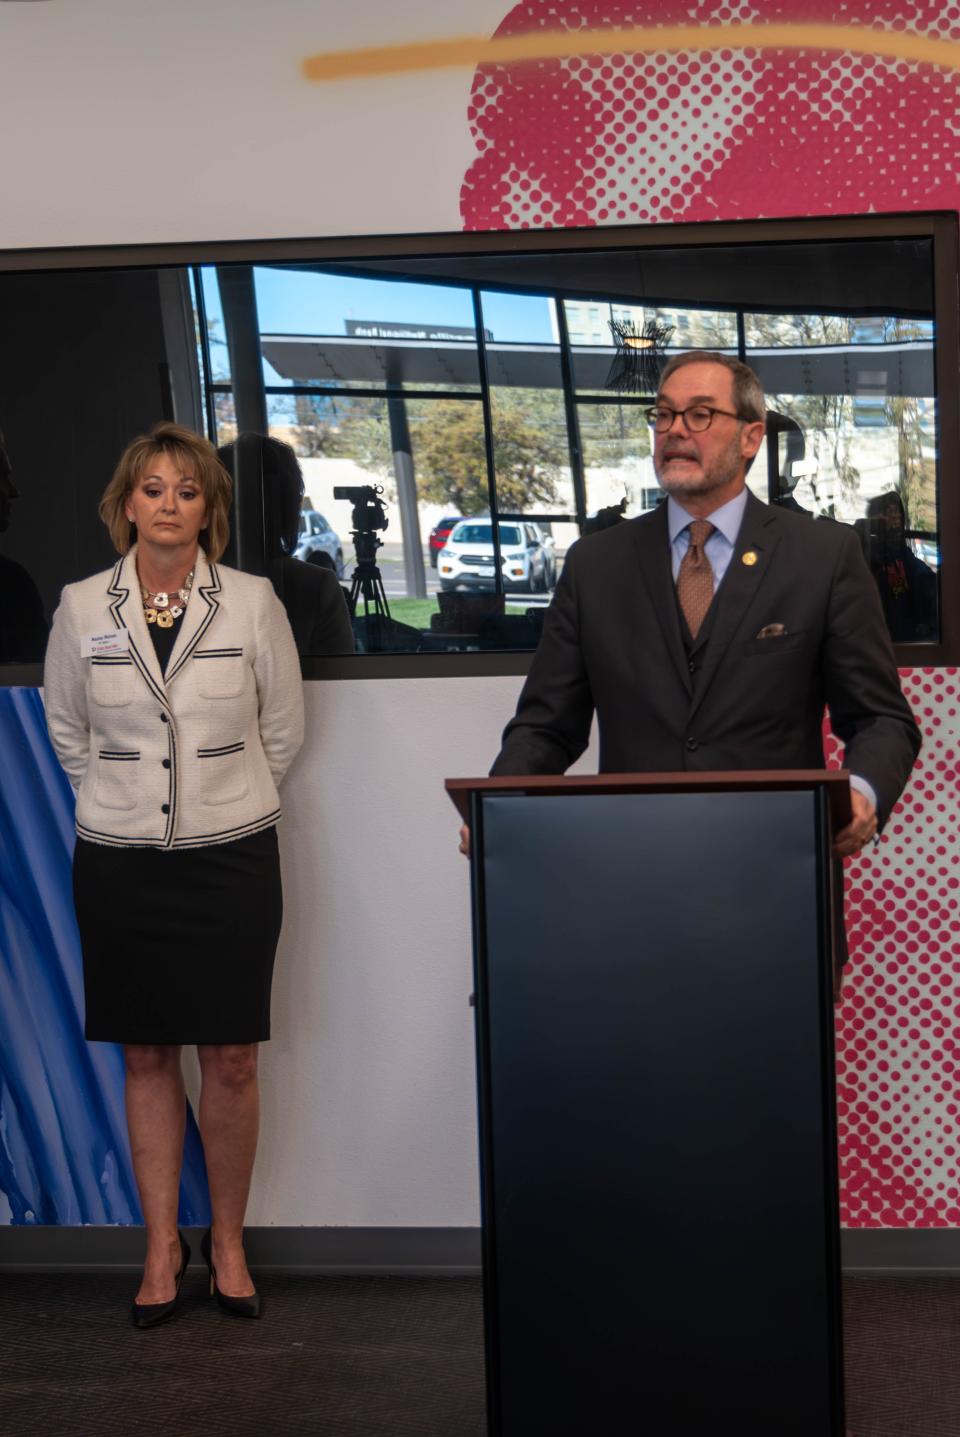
[99,423,233,562]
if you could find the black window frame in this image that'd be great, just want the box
[0,210,956,682]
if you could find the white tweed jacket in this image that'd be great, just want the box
[43,547,305,849]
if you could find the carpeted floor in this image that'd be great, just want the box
[843,1275,960,1437]
[0,1272,485,1437]
[0,1272,957,1435]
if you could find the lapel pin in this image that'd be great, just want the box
[742,550,758,567]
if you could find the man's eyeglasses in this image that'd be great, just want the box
[645,404,745,433]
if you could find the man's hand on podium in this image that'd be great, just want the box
[832,788,878,858]
[458,824,470,858]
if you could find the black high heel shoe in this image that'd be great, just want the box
[130,1230,190,1329]
[200,1228,262,1318]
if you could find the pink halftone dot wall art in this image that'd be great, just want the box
[830,674,960,1227]
[461,0,960,1226]
[461,1,960,230]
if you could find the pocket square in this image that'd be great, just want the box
[755,623,787,639]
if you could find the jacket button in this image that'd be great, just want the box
[161,803,170,814]
[685,737,699,752]
[160,713,168,723]
[688,660,696,674]
[162,759,170,769]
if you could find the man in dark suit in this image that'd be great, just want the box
[481,352,920,869]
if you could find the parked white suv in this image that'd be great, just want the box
[438,519,555,593]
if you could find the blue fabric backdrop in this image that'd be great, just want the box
[0,687,210,1224]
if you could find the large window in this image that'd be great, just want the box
[0,216,955,673]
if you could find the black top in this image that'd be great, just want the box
[0,553,47,661]
[146,608,185,676]
[277,556,354,655]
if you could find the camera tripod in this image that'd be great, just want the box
[346,530,392,645]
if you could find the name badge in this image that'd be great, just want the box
[81,630,130,658]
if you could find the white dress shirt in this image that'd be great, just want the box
[667,490,749,589]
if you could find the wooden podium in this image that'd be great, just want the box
[447,771,852,1437]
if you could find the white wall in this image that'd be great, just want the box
[180,676,592,1226]
[245,678,514,1226]
[0,0,504,250]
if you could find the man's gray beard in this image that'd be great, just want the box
[654,434,743,500]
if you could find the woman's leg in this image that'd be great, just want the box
[196,1043,260,1296]
[123,1043,186,1304]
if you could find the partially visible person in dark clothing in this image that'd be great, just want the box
[0,429,47,662]
[858,490,938,643]
[305,549,336,573]
[768,412,815,518]
[217,435,354,657]
[582,497,627,535]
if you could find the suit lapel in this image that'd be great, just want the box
[686,491,781,723]
[107,547,168,707]
[165,553,222,684]
[631,505,692,698]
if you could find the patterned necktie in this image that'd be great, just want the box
[676,520,716,639]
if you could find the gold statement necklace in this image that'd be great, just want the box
[141,569,195,629]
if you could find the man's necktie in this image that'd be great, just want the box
[676,520,715,639]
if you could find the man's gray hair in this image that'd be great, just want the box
[657,350,766,424]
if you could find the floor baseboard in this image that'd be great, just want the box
[841,1228,960,1273]
[0,1225,483,1274]
[2,1226,957,1276]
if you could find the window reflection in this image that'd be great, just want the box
[858,492,938,643]
[567,297,737,395]
[217,435,354,656]
[579,401,654,521]
[0,229,948,669]
[748,311,939,643]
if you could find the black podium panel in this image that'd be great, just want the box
[475,790,841,1436]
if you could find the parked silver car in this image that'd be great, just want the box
[295,509,345,577]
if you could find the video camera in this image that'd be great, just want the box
[333,484,389,536]
[334,483,391,624]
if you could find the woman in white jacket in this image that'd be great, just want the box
[44,423,304,1327]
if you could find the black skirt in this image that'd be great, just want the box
[73,826,283,1044]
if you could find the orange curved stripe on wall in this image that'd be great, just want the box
[302,24,960,82]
